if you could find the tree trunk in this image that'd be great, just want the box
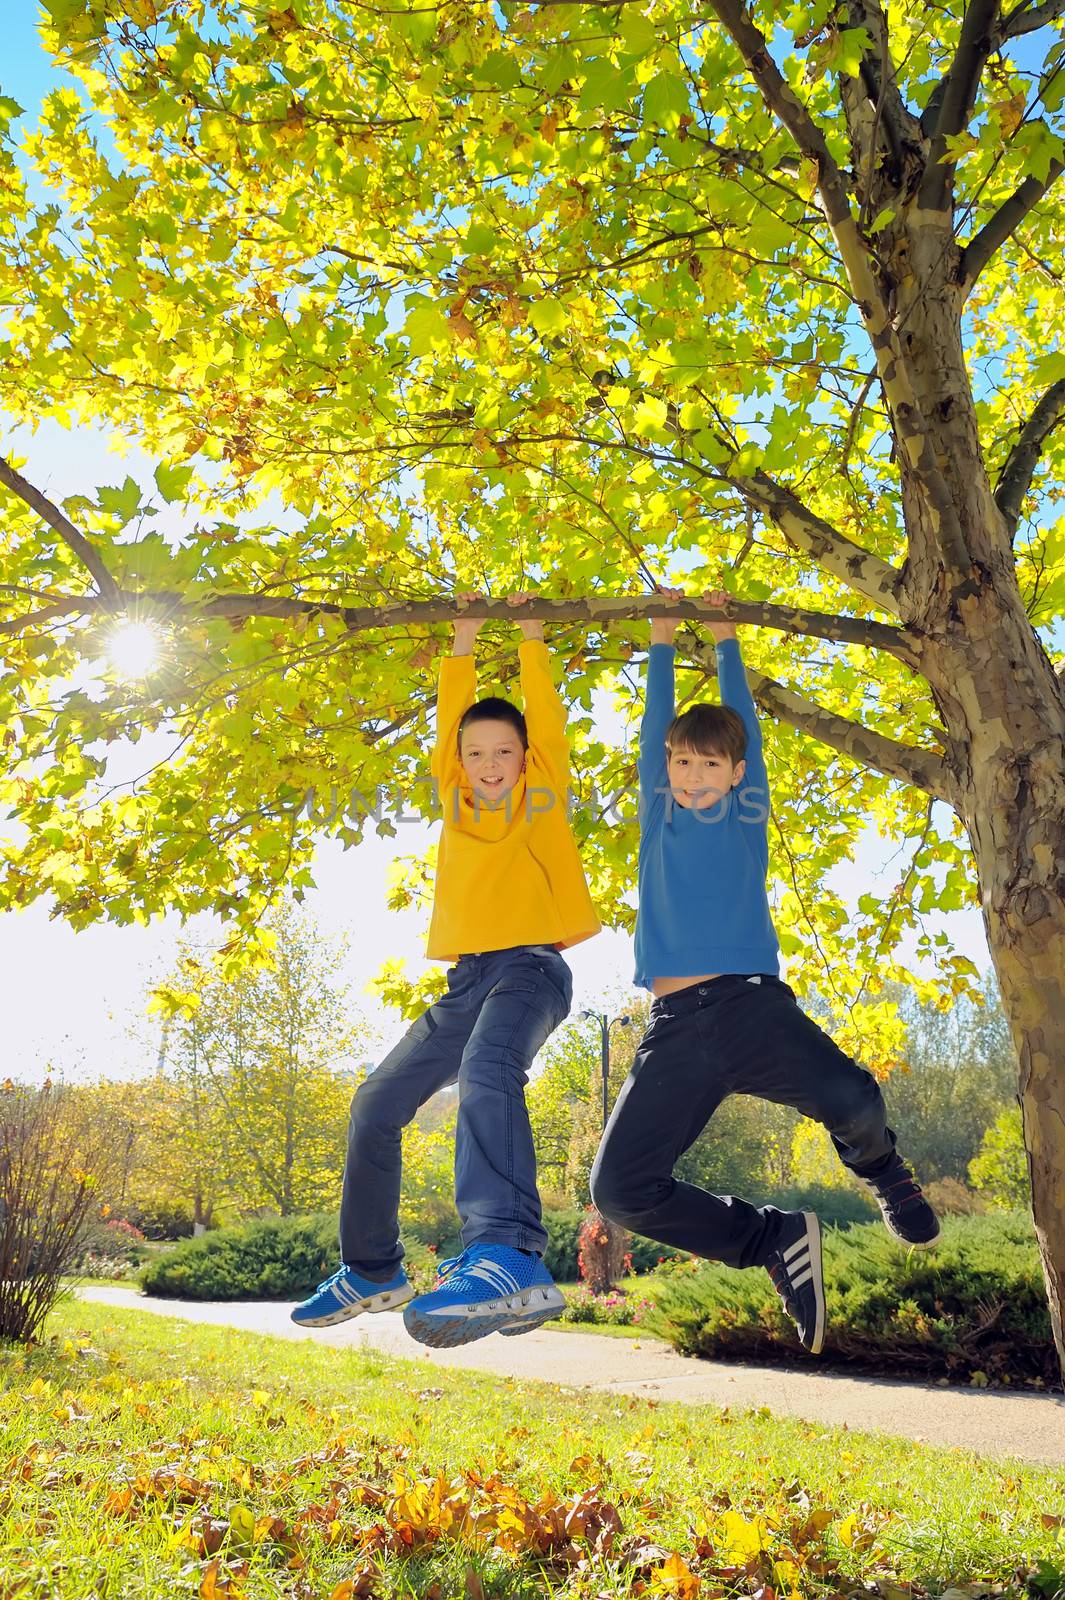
[949,639,1065,1370]
[884,215,1065,1374]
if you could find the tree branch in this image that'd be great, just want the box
[730,466,904,614]
[994,378,1065,536]
[921,0,1000,171]
[998,0,1065,37]
[846,0,924,167]
[0,457,120,601]
[0,588,918,662]
[958,152,1065,292]
[685,640,956,803]
[706,0,979,591]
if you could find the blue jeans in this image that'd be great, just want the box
[590,973,897,1269]
[339,944,573,1277]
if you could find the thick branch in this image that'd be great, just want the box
[686,640,955,803]
[958,153,1065,291]
[999,0,1065,37]
[707,0,978,590]
[732,467,904,613]
[921,0,1000,178]
[0,589,918,662]
[0,457,119,601]
[846,0,924,166]
[994,378,1065,536]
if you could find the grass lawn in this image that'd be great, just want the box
[1,1301,1063,1600]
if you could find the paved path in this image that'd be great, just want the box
[78,1288,1065,1468]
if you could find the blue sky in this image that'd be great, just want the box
[0,5,995,1082]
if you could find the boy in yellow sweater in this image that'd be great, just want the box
[292,594,600,1347]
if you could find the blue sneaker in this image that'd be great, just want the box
[290,1264,413,1328]
[403,1244,564,1348]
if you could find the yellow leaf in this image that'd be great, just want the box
[650,1552,701,1598]
[717,1508,768,1558]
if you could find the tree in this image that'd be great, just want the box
[970,1105,1031,1210]
[882,973,1017,1182]
[0,5,1064,1357]
[154,906,363,1216]
[78,1073,225,1234]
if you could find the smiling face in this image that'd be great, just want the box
[666,740,746,810]
[459,716,527,801]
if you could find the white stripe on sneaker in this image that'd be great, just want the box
[790,1267,814,1290]
[782,1233,812,1262]
[464,1261,521,1295]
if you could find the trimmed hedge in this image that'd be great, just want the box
[139,1215,441,1300]
[645,1210,1056,1384]
[139,1208,590,1299]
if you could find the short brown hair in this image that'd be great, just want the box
[458,696,528,753]
[665,704,747,765]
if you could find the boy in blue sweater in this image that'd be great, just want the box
[590,587,939,1354]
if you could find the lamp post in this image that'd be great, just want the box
[578,1009,633,1293]
[579,1010,631,1127]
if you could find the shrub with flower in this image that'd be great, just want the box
[561,1284,656,1327]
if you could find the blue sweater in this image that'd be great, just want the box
[634,640,780,988]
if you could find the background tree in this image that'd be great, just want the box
[882,973,1017,1183]
[78,1073,225,1235]
[527,1020,601,1203]
[970,1106,1031,1209]
[1,5,1064,1354]
[154,906,362,1217]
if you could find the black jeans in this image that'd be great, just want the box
[339,944,572,1277]
[590,973,896,1269]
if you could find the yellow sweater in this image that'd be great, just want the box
[425,640,601,961]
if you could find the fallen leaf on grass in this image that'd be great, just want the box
[328,1570,377,1599]
[200,1562,244,1599]
[648,1552,701,1598]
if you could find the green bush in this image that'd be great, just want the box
[766,1183,877,1228]
[541,1207,583,1280]
[645,1211,1055,1384]
[140,1215,440,1300]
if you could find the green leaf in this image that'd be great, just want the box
[403,298,449,355]
[97,477,144,525]
[529,299,568,335]
[154,462,194,504]
[642,71,690,132]
[633,394,668,436]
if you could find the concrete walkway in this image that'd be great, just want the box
[78,1287,1065,1469]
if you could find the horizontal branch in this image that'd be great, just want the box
[958,152,1065,292]
[994,377,1065,536]
[0,456,119,601]
[686,639,955,803]
[0,589,918,661]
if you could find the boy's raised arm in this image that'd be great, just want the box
[508,595,570,792]
[638,589,683,803]
[706,587,770,828]
[430,597,480,787]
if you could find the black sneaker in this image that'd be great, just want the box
[857,1154,941,1248]
[763,1210,825,1354]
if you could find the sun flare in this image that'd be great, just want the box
[107,620,161,679]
